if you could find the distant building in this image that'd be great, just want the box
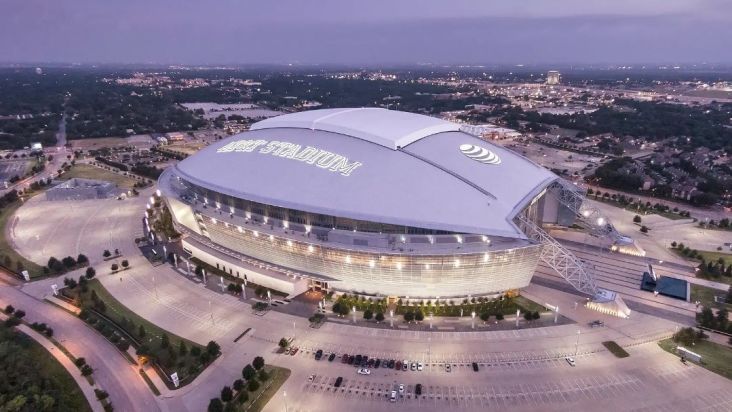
[35,67,43,75]
[30,142,43,153]
[546,71,561,85]
[166,132,185,142]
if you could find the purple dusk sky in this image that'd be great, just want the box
[1,0,730,65]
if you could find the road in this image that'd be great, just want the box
[0,285,160,412]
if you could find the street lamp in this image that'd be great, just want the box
[390,309,394,328]
[352,306,356,323]
[283,390,288,412]
[575,330,581,356]
[209,300,215,325]
[429,313,433,330]
[471,311,476,329]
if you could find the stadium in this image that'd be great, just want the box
[159,108,605,300]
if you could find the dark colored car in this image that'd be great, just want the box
[355,355,362,365]
[415,384,423,396]
[348,355,355,365]
[472,362,479,372]
[315,349,323,360]
[388,360,395,369]
[334,377,343,388]
[341,354,349,363]
[396,361,402,370]
[328,353,336,362]
[374,359,381,368]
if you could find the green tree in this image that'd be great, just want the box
[207,398,223,412]
[258,369,269,382]
[404,311,414,323]
[138,324,146,338]
[278,338,289,349]
[242,365,256,380]
[220,386,233,402]
[363,309,373,320]
[85,267,96,279]
[698,307,715,328]
[415,310,424,322]
[633,215,641,223]
[375,312,385,322]
[161,333,170,349]
[179,341,188,357]
[252,356,265,370]
[207,340,221,356]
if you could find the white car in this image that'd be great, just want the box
[565,356,576,367]
[398,384,405,394]
[417,362,424,371]
[390,390,397,402]
[357,368,371,375]
[445,363,451,372]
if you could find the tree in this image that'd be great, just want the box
[4,304,14,314]
[532,311,541,320]
[138,324,146,338]
[13,310,25,319]
[121,260,129,269]
[252,356,265,370]
[207,341,221,356]
[414,310,424,322]
[247,379,260,392]
[404,311,414,323]
[698,307,715,328]
[207,398,223,412]
[81,364,93,376]
[220,386,233,402]
[233,379,244,392]
[103,250,111,258]
[363,309,373,320]
[258,369,269,382]
[278,338,289,349]
[640,226,649,233]
[242,365,256,380]
[179,341,188,356]
[62,256,76,268]
[77,254,88,265]
[375,312,385,322]
[85,267,96,279]
[671,241,677,248]
[523,311,533,321]
[716,308,729,331]
[111,263,119,271]
[480,312,491,322]
[633,215,641,223]
[255,286,266,298]
[161,333,170,348]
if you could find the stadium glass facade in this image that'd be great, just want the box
[161,168,545,298]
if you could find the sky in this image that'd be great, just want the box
[1,0,731,66]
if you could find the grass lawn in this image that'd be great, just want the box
[0,325,93,412]
[669,248,732,286]
[63,279,208,387]
[696,250,732,265]
[236,366,291,411]
[658,338,732,380]
[0,199,46,278]
[691,284,732,310]
[602,341,630,358]
[58,163,138,190]
[590,196,688,220]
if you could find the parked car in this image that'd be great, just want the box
[565,356,576,367]
[402,360,409,371]
[374,359,381,368]
[355,355,362,365]
[589,320,605,328]
[341,354,349,363]
[417,362,424,371]
[328,353,336,362]
[390,390,397,402]
[315,349,323,360]
[410,362,417,371]
[348,355,355,365]
[445,363,451,373]
[415,383,423,396]
[334,377,343,387]
[398,384,405,394]
[472,362,479,372]
[290,347,299,356]
[388,360,395,369]
[357,368,371,375]
[396,361,402,370]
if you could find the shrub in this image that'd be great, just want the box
[238,391,248,403]
[95,389,109,400]
[13,310,25,319]
[103,250,111,258]
[85,267,96,279]
[278,338,289,349]
[496,313,504,321]
[207,398,223,412]
[375,312,385,322]
[207,340,221,356]
[247,379,260,392]
[75,357,87,368]
[45,328,54,337]
[4,304,15,314]
[363,309,373,320]
[111,263,119,271]
[258,369,269,382]
[121,260,129,268]
[190,346,201,357]
[81,364,93,376]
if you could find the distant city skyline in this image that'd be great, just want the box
[1,0,731,65]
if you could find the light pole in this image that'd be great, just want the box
[554,306,559,324]
[471,311,476,329]
[427,336,431,366]
[390,309,394,328]
[352,306,356,323]
[209,300,215,325]
[574,330,581,356]
[283,390,288,412]
[293,321,296,339]
[429,313,433,330]
[516,309,520,328]
[152,275,158,299]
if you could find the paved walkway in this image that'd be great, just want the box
[0,285,161,412]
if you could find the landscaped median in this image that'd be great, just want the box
[208,356,291,412]
[59,278,220,390]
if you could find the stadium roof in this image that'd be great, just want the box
[250,108,461,150]
[174,108,557,238]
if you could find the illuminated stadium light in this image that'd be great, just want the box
[304,225,311,233]
[454,259,461,268]
[286,240,293,247]
[368,260,375,268]
[283,221,289,229]
[308,245,315,253]
[345,255,352,264]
